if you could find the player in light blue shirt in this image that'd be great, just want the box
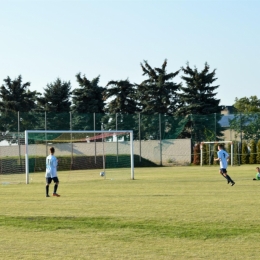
[46,147,60,197]
[214,144,235,186]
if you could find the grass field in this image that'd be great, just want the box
[1,165,260,260]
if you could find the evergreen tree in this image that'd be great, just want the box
[213,144,219,165]
[136,59,181,115]
[0,75,38,112]
[241,141,249,164]
[37,78,71,112]
[204,143,210,165]
[227,142,231,155]
[232,141,240,165]
[0,75,40,132]
[135,60,181,140]
[176,63,223,142]
[103,79,139,114]
[249,139,257,164]
[71,73,105,130]
[72,73,105,114]
[102,79,139,133]
[37,78,72,130]
[193,143,200,165]
[256,140,260,164]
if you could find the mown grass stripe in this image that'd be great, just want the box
[1,215,259,240]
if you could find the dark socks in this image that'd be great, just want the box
[226,174,234,184]
[54,184,58,193]
[46,185,49,195]
[221,174,228,180]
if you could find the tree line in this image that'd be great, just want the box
[1,59,259,143]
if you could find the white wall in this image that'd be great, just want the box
[0,139,191,165]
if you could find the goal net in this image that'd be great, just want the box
[200,141,233,166]
[25,130,134,184]
[0,132,25,184]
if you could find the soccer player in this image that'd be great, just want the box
[46,147,60,197]
[214,144,235,186]
[253,167,260,180]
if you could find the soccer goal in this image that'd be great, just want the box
[0,132,25,185]
[25,130,134,184]
[200,141,233,166]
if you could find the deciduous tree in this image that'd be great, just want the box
[229,96,260,141]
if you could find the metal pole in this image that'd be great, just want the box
[231,142,233,166]
[200,143,203,166]
[139,113,141,162]
[209,143,210,165]
[45,111,47,156]
[18,111,21,165]
[116,113,118,162]
[239,113,242,165]
[70,112,73,169]
[101,123,105,177]
[159,114,162,166]
[190,114,193,142]
[214,113,216,141]
[94,113,96,164]
[25,130,29,184]
[130,131,134,180]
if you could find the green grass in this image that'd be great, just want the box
[1,165,260,259]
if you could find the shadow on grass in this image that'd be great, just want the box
[0,215,258,240]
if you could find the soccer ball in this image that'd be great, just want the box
[100,171,105,177]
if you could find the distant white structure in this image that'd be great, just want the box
[0,140,18,146]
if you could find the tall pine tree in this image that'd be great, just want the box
[136,59,181,115]
[102,79,139,132]
[136,60,182,140]
[0,75,39,132]
[103,79,138,114]
[177,63,223,142]
[37,78,72,130]
[71,73,105,130]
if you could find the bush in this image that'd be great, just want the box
[203,143,209,165]
[193,143,200,165]
[257,140,260,164]
[241,141,249,164]
[232,141,240,165]
[213,144,218,165]
[249,139,257,164]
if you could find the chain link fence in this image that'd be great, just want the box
[1,111,259,173]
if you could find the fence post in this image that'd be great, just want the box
[70,112,73,168]
[214,113,216,141]
[94,112,96,163]
[45,111,48,156]
[239,113,242,165]
[159,114,162,166]
[139,113,141,162]
[18,111,21,165]
[116,113,118,162]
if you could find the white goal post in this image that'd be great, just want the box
[200,141,233,166]
[25,130,134,184]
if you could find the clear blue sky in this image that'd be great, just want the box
[1,0,259,106]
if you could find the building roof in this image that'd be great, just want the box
[218,114,235,127]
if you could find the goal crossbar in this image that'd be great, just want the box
[25,130,135,184]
